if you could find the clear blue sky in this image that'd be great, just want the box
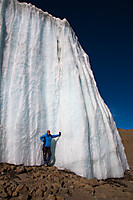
[19,0,133,129]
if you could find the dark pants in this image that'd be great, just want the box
[43,147,51,164]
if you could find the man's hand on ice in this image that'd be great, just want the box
[59,132,61,136]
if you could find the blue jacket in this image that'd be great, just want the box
[40,133,60,147]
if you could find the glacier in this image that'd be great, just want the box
[0,0,129,179]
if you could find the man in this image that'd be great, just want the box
[40,130,61,166]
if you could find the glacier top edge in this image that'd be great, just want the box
[2,0,82,57]
[12,0,69,25]
[20,0,90,60]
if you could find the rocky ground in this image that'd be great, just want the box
[0,129,133,200]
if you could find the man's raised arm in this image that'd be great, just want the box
[51,132,61,138]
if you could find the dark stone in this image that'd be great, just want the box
[16,166,27,174]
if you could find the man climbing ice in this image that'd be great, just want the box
[40,130,61,166]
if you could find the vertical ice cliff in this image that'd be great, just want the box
[0,0,129,179]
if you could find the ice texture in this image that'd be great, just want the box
[0,0,129,179]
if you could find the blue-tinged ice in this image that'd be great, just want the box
[0,0,129,179]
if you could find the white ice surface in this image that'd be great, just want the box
[0,0,129,179]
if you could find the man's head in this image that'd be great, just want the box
[47,130,50,135]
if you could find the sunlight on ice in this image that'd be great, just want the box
[0,0,129,179]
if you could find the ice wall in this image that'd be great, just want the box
[0,0,129,179]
